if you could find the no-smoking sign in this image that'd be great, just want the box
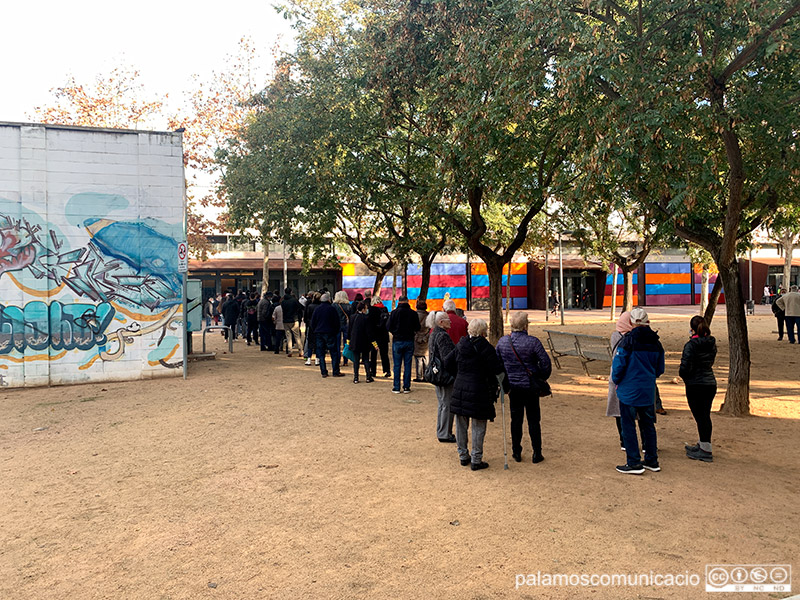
[177,241,188,272]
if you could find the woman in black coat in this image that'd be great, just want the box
[444,318,504,471]
[679,315,717,463]
[348,302,374,383]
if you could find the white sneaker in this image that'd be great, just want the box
[315,358,320,365]
[304,359,312,365]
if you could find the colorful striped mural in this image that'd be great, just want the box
[644,263,692,306]
[471,263,528,309]
[340,263,402,304]
[603,270,639,308]
[406,263,468,311]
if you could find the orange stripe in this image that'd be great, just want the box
[111,302,177,322]
[471,262,527,275]
[79,354,102,370]
[0,350,67,363]
[148,344,179,366]
[646,273,691,284]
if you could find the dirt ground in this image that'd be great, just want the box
[1,307,798,599]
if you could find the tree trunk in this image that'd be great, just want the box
[782,238,795,290]
[504,260,512,324]
[373,266,391,298]
[261,249,269,295]
[703,276,724,325]
[418,255,433,302]
[622,268,635,312]
[700,266,709,314]
[716,259,751,416]
[486,258,505,345]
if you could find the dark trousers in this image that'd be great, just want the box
[316,332,340,375]
[776,314,785,339]
[370,340,391,376]
[619,402,658,467]
[353,349,372,381]
[223,320,236,340]
[258,322,270,350]
[273,329,285,353]
[509,387,541,454]
[246,320,259,344]
[786,315,799,344]
[686,384,716,443]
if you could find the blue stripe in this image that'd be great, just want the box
[645,262,691,275]
[646,283,692,295]
[605,274,639,285]
[470,274,527,287]
[342,275,403,288]
[694,283,724,293]
[502,298,527,309]
[414,286,467,299]
[407,263,467,276]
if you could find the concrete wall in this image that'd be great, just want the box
[0,123,184,388]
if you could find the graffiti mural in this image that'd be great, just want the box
[0,122,185,387]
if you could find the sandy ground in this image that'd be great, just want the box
[1,306,798,599]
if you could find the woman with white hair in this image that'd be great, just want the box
[495,312,551,463]
[427,311,457,443]
[333,291,352,366]
[444,318,504,470]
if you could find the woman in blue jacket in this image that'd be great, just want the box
[611,308,665,475]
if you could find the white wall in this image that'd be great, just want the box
[0,123,184,388]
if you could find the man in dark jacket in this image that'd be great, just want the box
[220,293,239,341]
[245,292,259,346]
[257,292,273,351]
[280,287,303,357]
[611,308,665,474]
[310,293,345,378]
[367,298,391,378]
[386,296,420,393]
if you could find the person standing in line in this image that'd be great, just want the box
[245,292,259,346]
[773,287,786,341]
[280,287,304,357]
[413,300,430,382]
[220,293,239,341]
[776,285,800,344]
[606,311,633,450]
[272,301,285,354]
[257,292,273,351]
[387,296,421,394]
[333,291,352,367]
[427,311,456,443]
[611,308,665,475]
[348,302,374,384]
[212,294,221,326]
[303,292,321,365]
[367,297,391,378]
[310,293,345,378]
[350,292,364,315]
[495,312,552,464]
[443,299,467,345]
[444,318,504,471]
[680,315,717,463]
[204,296,214,328]
[763,284,771,304]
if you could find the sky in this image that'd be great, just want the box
[0,0,295,124]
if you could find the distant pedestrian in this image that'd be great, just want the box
[245,292,259,345]
[680,315,717,463]
[280,287,303,357]
[333,291,352,366]
[776,285,800,344]
[773,288,786,341]
[348,302,374,384]
[611,308,665,475]
[427,311,456,443]
[220,293,239,341]
[367,298,391,378]
[310,293,344,378]
[257,292,273,351]
[413,300,430,382]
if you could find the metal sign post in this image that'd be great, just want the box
[178,240,188,380]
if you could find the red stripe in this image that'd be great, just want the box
[472,286,527,298]
[406,274,467,288]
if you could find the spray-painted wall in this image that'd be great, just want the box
[0,123,185,388]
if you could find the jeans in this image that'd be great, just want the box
[392,340,414,391]
[686,384,716,443]
[316,332,340,375]
[246,320,259,344]
[619,402,658,467]
[258,322,271,350]
[509,387,541,454]
[785,315,799,344]
[456,415,487,464]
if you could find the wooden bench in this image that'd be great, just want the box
[543,330,613,376]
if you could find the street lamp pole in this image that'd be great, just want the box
[559,231,566,326]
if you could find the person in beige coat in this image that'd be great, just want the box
[776,285,800,344]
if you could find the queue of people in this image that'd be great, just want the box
[209,285,732,475]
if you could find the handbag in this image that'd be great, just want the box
[509,337,552,397]
[424,332,454,386]
[342,342,356,362]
